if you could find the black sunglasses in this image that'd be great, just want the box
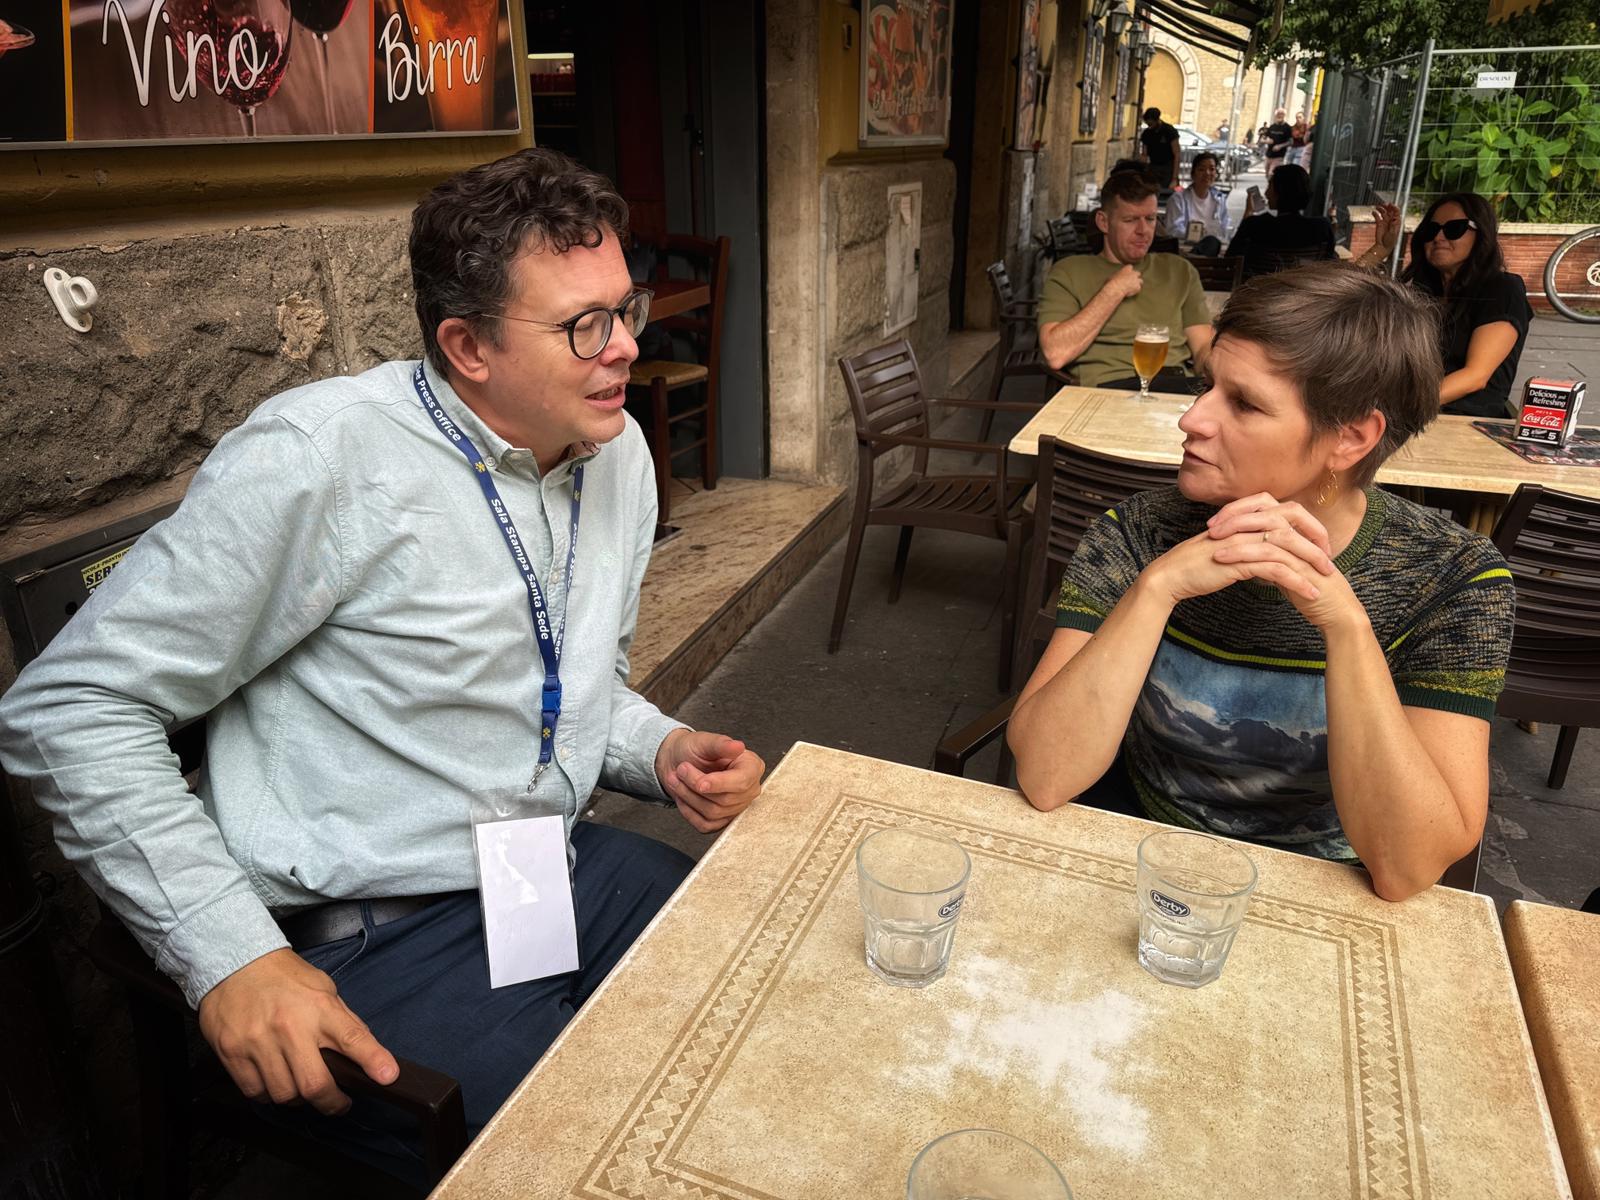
[1417,217,1478,242]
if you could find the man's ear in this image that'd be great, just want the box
[1095,209,1110,235]
[1331,409,1387,475]
[436,317,493,385]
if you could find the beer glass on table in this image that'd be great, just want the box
[1133,324,1170,399]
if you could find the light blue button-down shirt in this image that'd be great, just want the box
[0,360,683,1007]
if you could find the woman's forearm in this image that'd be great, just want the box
[1439,364,1491,404]
[1322,616,1478,899]
[1010,576,1174,810]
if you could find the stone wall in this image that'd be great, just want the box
[0,211,418,546]
[818,157,958,484]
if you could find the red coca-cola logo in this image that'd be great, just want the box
[1520,408,1566,430]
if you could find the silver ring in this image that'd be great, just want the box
[1262,530,1270,543]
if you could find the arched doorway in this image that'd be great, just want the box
[1144,48,1184,124]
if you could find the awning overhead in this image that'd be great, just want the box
[1140,0,1250,55]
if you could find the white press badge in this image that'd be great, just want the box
[471,786,579,988]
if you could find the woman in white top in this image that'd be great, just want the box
[1163,151,1230,256]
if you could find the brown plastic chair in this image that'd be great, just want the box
[627,233,730,521]
[0,511,468,1199]
[977,261,1075,442]
[831,339,1035,690]
[934,438,1177,784]
[1491,483,1600,789]
[1188,255,1244,292]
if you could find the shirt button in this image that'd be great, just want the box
[484,456,497,469]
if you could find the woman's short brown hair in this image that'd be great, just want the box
[1212,266,1441,487]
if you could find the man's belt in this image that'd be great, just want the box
[276,894,454,951]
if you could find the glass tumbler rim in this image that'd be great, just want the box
[857,826,971,897]
[906,1128,1073,1199]
[1136,829,1258,898]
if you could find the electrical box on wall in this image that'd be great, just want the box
[885,182,922,334]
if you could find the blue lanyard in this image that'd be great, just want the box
[412,363,582,776]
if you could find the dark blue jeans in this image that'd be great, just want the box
[264,821,693,1185]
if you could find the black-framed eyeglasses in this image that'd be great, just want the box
[1417,217,1478,243]
[486,288,653,360]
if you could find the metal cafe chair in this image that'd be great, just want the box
[935,438,1177,785]
[1492,483,1600,790]
[977,261,1075,443]
[0,507,467,1199]
[831,339,1035,691]
[626,232,730,521]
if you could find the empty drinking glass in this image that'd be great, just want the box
[906,1129,1073,1200]
[856,827,970,988]
[1135,830,1258,988]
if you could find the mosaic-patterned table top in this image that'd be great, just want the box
[431,744,1569,1200]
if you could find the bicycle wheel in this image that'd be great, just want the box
[1543,226,1600,323]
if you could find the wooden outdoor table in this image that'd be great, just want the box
[430,744,1568,1199]
[1010,385,1600,533]
[644,278,711,321]
[1504,899,1600,1200]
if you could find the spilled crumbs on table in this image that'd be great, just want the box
[901,950,1152,1157]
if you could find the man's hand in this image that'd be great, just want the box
[1103,264,1143,301]
[655,729,765,833]
[197,947,399,1115]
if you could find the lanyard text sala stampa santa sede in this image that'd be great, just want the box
[413,363,582,790]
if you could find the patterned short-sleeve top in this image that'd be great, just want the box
[1056,486,1514,861]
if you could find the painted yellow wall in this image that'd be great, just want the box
[0,2,534,228]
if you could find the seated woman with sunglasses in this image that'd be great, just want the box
[1365,192,1532,417]
[1007,267,1514,902]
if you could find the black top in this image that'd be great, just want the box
[1265,121,1293,158]
[1413,271,1533,417]
[1141,122,1179,175]
[1225,213,1337,279]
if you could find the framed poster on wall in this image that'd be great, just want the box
[0,0,520,148]
[859,0,952,148]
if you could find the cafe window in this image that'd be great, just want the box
[1077,21,1104,135]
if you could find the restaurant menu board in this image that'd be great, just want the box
[0,0,518,146]
[859,0,953,148]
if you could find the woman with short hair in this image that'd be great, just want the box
[1368,192,1532,416]
[1008,266,1514,902]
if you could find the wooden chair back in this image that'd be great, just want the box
[646,232,730,366]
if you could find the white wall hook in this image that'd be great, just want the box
[44,267,99,333]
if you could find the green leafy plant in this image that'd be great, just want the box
[1416,75,1600,223]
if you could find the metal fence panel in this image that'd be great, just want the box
[1410,47,1600,227]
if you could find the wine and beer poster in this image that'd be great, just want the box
[0,0,519,146]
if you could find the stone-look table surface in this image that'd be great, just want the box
[429,744,1569,1200]
[1504,900,1600,1200]
[1009,386,1600,501]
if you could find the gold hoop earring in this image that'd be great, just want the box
[1316,469,1338,507]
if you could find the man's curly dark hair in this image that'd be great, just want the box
[409,147,631,376]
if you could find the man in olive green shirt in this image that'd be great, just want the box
[1039,169,1213,389]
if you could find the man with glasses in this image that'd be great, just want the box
[0,147,765,1182]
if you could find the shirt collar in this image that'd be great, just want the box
[418,360,601,479]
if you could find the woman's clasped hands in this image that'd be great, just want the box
[1144,493,1368,632]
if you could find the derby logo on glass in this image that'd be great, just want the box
[1150,890,1190,919]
